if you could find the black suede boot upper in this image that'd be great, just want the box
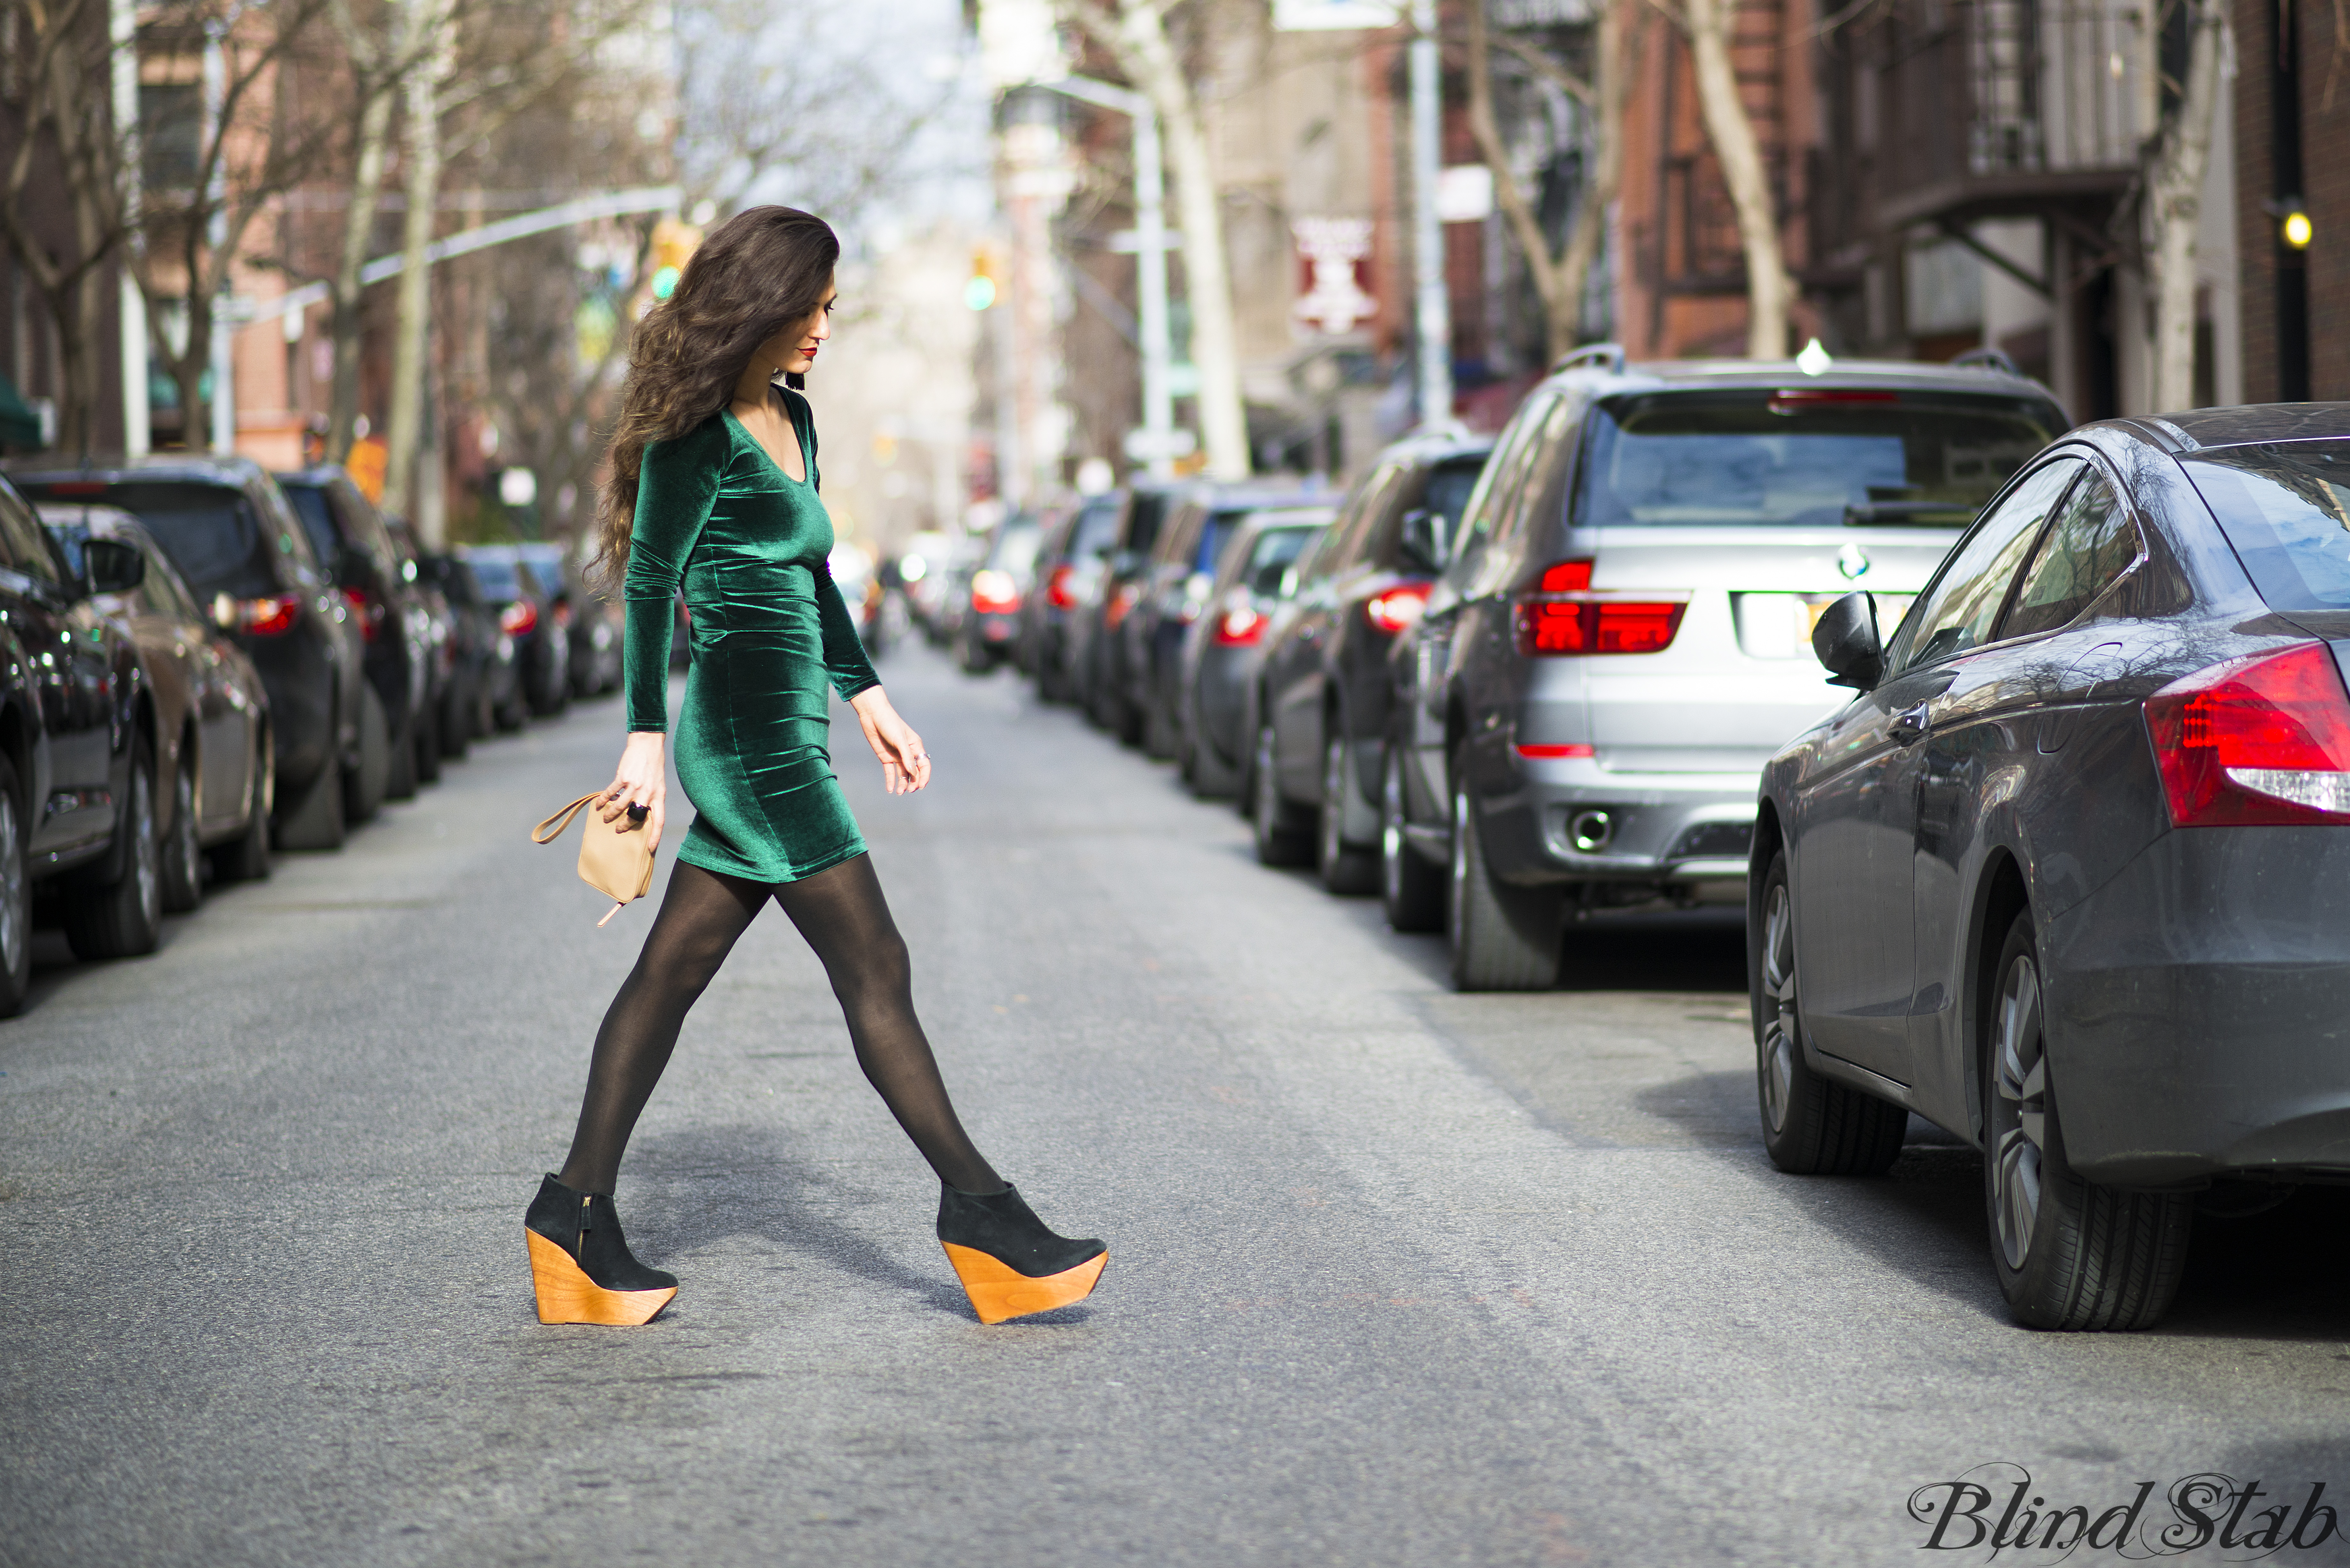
[936,1183,1106,1278]
[526,1173,679,1292]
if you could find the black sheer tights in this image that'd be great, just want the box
[557,855,1002,1197]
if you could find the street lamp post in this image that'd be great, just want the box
[1409,0,1452,432]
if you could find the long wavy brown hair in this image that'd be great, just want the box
[594,206,839,581]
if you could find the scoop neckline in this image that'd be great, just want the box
[723,392,810,487]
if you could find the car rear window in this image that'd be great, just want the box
[1574,392,2062,530]
[1069,499,1121,560]
[466,554,521,599]
[49,482,269,595]
[2182,441,2350,612]
[986,521,1042,577]
[280,483,343,565]
[1242,522,1322,595]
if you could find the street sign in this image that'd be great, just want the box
[1123,427,1198,461]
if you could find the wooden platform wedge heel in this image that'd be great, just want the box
[936,1183,1108,1325]
[524,1173,679,1326]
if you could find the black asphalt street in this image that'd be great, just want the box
[6,642,2350,1567]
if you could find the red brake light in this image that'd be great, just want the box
[500,599,539,636]
[1046,564,1078,610]
[1214,605,1263,646]
[239,593,303,637]
[1365,581,1432,635]
[553,600,573,629]
[1515,743,1595,759]
[1514,560,1687,656]
[342,586,384,642]
[2145,643,2350,827]
[1768,389,1899,415]
[1103,581,1140,629]
[45,480,108,497]
[972,568,1020,615]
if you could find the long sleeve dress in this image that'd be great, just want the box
[621,387,881,884]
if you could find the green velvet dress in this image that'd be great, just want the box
[623,388,880,884]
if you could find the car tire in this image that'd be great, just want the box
[1751,850,1907,1174]
[1380,740,1444,932]
[412,700,442,784]
[160,750,203,914]
[0,757,33,1016]
[1447,758,1559,991]
[384,705,418,802]
[439,683,472,760]
[1982,908,2191,1331]
[344,685,389,825]
[1144,685,1179,761]
[214,731,274,882]
[1251,720,1313,867]
[63,733,162,961]
[1317,735,1378,895]
[275,751,346,853]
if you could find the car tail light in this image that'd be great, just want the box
[1103,581,1140,629]
[1214,604,1263,646]
[500,599,539,637]
[1365,581,1432,636]
[1512,559,1688,657]
[1515,743,1595,759]
[553,599,573,629]
[1045,564,1078,611]
[342,587,384,642]
[45,480,108,497]
[1768,389,1899,414]
[972,568,1020,616]
[2144,642,2350,827]
[237,593,304,637]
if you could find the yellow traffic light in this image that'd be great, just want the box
[2284,209,2313,250]
[649,218,703,301]
[967,245,1002,311]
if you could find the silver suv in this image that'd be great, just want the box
[1383,346,2071,989]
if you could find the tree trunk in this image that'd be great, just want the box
[1680,0,1788,358]
[328,76,399,465]
[383,6,448,517]
[1115,0,1249,479]
[2148,0,2225,411]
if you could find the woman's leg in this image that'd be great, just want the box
[558,861,770,1193]
[769,853,1004,1195]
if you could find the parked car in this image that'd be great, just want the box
[1120,482,1306,758]
[277,468,435,800]
[379,517,451,779]
[7,453,382,853]
[959,512,1044,673]
[460,546,569,719]
[1246,438,1491,891]
[1021,494,1123,702]
[416,552,513,747]
[1174,507,1332,798]
[40,503,274,907]
[1077,482,1180,739]
[515,539,621,699]
[1752,402,2350,1331]
[1384,346,2070,988]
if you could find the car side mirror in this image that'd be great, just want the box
[1812,591,1883,690]
[81,538,144,597]
[1397,508,1447,574]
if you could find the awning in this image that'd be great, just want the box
[0,375,43,451]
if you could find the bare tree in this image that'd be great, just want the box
[1464,0,1631,365]
[2146,0,2227,410]
[0,0,132,451]
[1648,0,1788,357]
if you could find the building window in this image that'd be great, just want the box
[140,84,201,192]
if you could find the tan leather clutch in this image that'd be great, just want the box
[533,793,656,926]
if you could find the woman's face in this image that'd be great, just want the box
[755,277,838,379]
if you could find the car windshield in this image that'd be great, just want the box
[44,482,268,595]
[2184,440,2350,611]
[280,483,342,565]
[1575,392,2061,529]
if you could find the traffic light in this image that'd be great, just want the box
[2283,207,2313,251]
[966,245,1002,311]
[649,218,702,301]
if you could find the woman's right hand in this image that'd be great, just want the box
[603,731,668,850]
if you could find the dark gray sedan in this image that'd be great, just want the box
[1752,404,2350,1332]
[1174,507,1331,797]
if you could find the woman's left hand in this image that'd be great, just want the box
[849,687,931,795]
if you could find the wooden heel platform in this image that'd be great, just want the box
[527,1229,677,1325]
[941,1241,1108,1325]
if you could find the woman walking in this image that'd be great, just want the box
[524,207,1106,1328]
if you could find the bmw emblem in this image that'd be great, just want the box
[1837,543,1871,581]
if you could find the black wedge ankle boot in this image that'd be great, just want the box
[935,1183,1108,1325]
[524,1173,678,1326]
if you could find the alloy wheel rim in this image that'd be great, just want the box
[1760,883,1799,1134]
[1991,953,2047,1270]
[0,796,22,976]
[1448,788,1469,947]
[133,770,159,925]
[1381,753,1404,905]
[1320,740,1344,866]
[1255,727,1278,840]
[172,770,199,892]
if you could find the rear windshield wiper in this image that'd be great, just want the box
[1843,501,1977,526]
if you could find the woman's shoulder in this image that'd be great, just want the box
[779,386,816,441]
[644,412,732,470]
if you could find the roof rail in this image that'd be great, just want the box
[1950,347,2021,377]
[1553,343,1627,375]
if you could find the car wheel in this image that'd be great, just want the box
[1317,735,1378,895]
[160,751,203,914]
[1982,908,2191,1330]
[1750,850,1906,1174]
[63,733,162,961]
[1251,720,1313,867]
[1144,684,1179,761]
[1380,740,1444,932]
[440,684,472,760]
[345,685,389,824]
[412,700,442,784]
[0,758,32,1015]
[214,730,274,881]
[384,705,418,801]
[1447,756,1559,991]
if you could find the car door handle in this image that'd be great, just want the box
[1890,702,1931,746]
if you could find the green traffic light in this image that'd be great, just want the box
[652,265,682,300]
[964,275,997,311]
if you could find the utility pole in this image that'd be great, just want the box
[1410,0,1452,431]
[110,0,148,456]
[1042,74,1179,478]
[203,23,234,454]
